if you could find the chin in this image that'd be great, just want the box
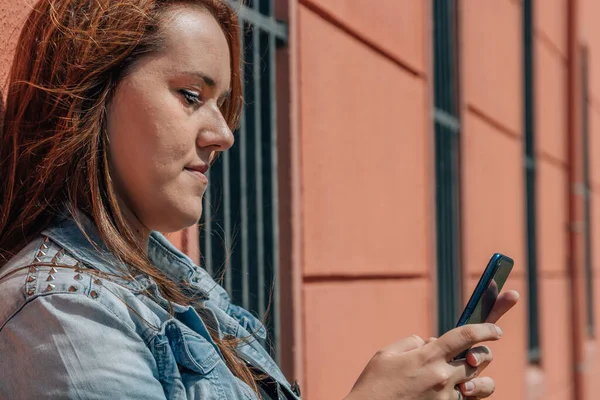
[149,204,203,233]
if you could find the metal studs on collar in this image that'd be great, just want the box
[29,266,37,273]
[48,267,57,274]
[90,290,99,299]
[68,286,78,293]
[94,279,102,286]
[27,275,36,283]
[46,274,56,282]
[27,288,35,296]
[74,274,83,281]
[51,249,64,265]
[46,284,55,292]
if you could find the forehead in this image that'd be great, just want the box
[157,5,231,86]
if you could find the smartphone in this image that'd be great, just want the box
[454,253,513,358]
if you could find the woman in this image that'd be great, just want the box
[0,0,519,399]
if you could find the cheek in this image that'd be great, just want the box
[106,88,203,230]
[107,92,189,185]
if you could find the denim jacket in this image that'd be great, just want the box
[0,211,301,400]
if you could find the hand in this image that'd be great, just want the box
[427,290,520,399]
[345,323,503,400]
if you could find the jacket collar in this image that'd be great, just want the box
[42,208,215,298]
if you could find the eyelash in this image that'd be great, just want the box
[179,89,202,106]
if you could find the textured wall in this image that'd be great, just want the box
[297,0,434,398]
[0,1,30,87]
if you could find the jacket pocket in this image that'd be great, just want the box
[164,319,222,375]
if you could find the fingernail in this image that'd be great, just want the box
[495,325,503,336]
[472,352,481,365]
[464,382,475,393]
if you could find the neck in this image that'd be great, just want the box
[116,199,151,254]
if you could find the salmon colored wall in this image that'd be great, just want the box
[460,1,528,399]
[298,0,600,398]
[0,1,30,86]
[296,1,433,398]
[533,0,574,398]
[581,0,600,398]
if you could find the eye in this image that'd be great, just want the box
[179,89,202,106]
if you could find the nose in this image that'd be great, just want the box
[197,108,234,151]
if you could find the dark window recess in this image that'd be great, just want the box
[433,0,463,335]
[199,0,288,362]
[523,0,541,362]
[582,46,595,338]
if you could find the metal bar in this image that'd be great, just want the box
[227,2,287,40]
[434,109,460,132]
[253,25,266,320]
[203,175,213,276]
[566,0,587,396]
[433,0,461,335]
[581,46,594,338]
[222,150,233,293]
[523,0,541,362]
[210,157,226,282]
[228,130,242,305]
[240,21,251,311]
[268,30,281,363]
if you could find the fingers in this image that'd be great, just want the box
[448,359,478,383]
[429,323,502,360]
[459,376,496,398]
[465,345,493,369]
[425,337,438,344]
[485,290,520,323]
[380,335,426,355]
[445,346,494,386]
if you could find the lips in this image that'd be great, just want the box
[184,163,209,184]
[184,163,209,174]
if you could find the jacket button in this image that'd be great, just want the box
[291,380,301,397]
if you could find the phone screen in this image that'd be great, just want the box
[466,267,507,324]
[458,255,513,326]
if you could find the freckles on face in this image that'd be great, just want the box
[106,5,233,233]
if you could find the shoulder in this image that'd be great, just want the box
[0,235,154,334]
[0,241,167,399]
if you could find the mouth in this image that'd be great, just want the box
[184,163,209,184]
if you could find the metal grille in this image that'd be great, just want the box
[199,0,288,362]
[433,0,462,335]
[581,46,595,338]
[523,0,541,362]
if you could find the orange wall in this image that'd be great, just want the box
[296,0,596,399]
[296,1,434,398]
[0,1,29,85]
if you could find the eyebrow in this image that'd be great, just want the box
[183,71,231,101]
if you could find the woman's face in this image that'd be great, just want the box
[106,5,233,235]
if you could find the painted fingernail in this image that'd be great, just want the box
[495,325,503,336]
[464,382,475,393]
[472,352,481,365]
